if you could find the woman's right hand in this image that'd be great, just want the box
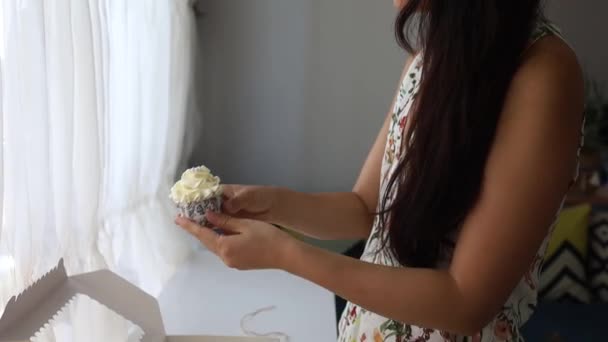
[222,185,281,222]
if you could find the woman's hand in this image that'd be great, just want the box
[222,185,281,222]
[175,211,294,270]
[222,185,374,240]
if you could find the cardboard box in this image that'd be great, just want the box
[0,259,277,342]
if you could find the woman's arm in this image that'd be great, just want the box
[224,112,390,240]
[225,58,416,240]
[269,104,392,239]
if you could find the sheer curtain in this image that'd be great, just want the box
[0,0,198,313]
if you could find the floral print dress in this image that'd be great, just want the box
[338,19,580,342]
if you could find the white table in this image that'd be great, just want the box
[158,247,338,342]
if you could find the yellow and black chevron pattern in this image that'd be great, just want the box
[540,242,591,302]
[540,204,591,303]
[589,212,608,302]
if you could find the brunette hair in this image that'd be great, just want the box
[379,0,542,267]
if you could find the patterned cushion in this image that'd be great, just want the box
[588,209,608,301]
[539,204,592,303]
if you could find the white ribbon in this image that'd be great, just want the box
[240,306,290,342]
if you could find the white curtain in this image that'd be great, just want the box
[0,0,198,313]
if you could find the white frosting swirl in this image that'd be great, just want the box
[170,166,222,204]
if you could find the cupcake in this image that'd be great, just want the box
[170,166,223,227]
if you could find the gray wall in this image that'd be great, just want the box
[192,0,608,193]
[192,0,405,192]
[546,1,608,86]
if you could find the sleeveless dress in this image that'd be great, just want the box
[338,19,582,342]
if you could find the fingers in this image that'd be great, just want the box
[223,198,239,214]
[224,195,244,214]
[205,211,244,233]
[175,216,220,252]
[222,185,247,214]
[221,184,236,200]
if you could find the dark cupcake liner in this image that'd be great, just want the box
[177,195,222,227]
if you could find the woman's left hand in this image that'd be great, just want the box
[175,211,295,270]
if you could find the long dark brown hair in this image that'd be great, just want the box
[379,0,542,268]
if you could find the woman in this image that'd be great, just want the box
[176,0,584,340]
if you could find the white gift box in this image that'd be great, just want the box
[0,260,276,342]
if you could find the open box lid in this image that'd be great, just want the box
[0,260,277,342]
